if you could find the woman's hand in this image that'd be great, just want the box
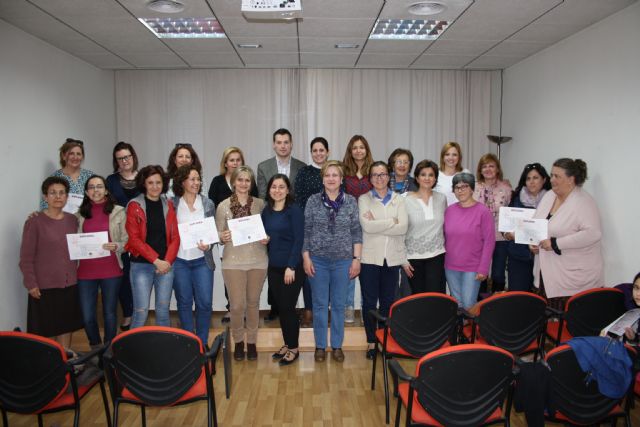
[475,273,487,281]
[402,263,414,278]
[259,236,270,245]
[503,232,514,241]
[196,241,210,251]
[538,239,552,251]
[349,259,361,279]
[284,267,295,285]
[624,327,637,341]
[219,230,232,244]
[529,244,540,255]
[303,257,315,277]
[28,287,41,299]
[154,259,171,274]
[363,210,374,221]
[102,242,118,252]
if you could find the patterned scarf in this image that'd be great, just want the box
[519,187,547,208]
[321,190,345,231]
[229,193,252,218]
[389,172,410,194]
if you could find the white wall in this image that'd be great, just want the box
[500,2,640,285]
[0,20,116,330]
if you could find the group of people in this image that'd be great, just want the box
[20,130,607,365]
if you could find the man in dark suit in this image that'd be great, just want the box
[256,128,306,321]
[256,128,306,199]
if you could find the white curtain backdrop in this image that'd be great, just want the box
[115,68,493,310]
[116,68,493,180]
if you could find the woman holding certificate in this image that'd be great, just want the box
[125,165,180,329]
[502,163,550,292]
[215,166,267,361]
[303,161,363,363]
[172,165,216,347]
[531,158,603,310]
[262,174,305,366]
[20,177,83,348]
[444,173,495,309]
[359,161,408,360]
[76,175,127,348]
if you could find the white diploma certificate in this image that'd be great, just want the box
[514,218,548,245]
[178,216,219,250]
[63,193,84,214]
[498,206,535,232]
[227,214,267,246]
[66,231,110,260]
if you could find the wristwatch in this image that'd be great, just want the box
[353,256,362,261]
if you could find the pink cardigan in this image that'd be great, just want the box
[533,187,604,298]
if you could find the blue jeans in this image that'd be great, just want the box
[309,256,351,349]
[445,269,480,309]
[173,257,214,346]
[360,262,399,343]
[345,278,356,308]
[130,262,174,328]
[78,276,121,346]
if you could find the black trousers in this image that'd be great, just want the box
[268,265,305,348]
[407,253,446,294]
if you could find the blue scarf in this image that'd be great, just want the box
[321,190,345,231]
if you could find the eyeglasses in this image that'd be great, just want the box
[371,173,389,179]
[47,191,67,197]
[454,184,470,191]
[116,154,132,162]
[65,138,83,146]
[87,185,105,191]
[175,143,192,148]
[394,160,410,166]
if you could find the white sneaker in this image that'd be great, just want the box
[344,306,355,324]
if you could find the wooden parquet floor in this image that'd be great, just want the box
[5,312,640,426]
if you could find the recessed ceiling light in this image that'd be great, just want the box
[335,43,360,49]
[147,0,185,14]
[369,19,449,40]
[139,18,226,39]
[237,43,262,48]
[408,2,447,16]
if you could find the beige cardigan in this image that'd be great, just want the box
[76,205,128,269]
[358,191,408,267]
[533,187,604,298]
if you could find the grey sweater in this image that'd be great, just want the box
[303,193,362,260]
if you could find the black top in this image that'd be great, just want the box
[294,164,322,210]
[131,197,166,263]
[208,174,259,209]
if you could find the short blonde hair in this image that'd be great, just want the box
[321,160,344,179]
[219,147,245,175]
[230,165,255,191]
[439,142,463,172]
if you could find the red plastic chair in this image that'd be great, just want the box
[546,287,626,346]
[389,344,516,427]
[104,326,224,427]
[462,291,548,359]
[370,293,460,424]
[0,331,111,427]
[544,343,636,426]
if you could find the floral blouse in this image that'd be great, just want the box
[473,180,512,241]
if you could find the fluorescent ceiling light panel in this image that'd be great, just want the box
[139,18,226,38]
[369,19,449,40]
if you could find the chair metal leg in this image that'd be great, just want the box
[73,406,80,427]
[394,394,402,427]
[371,346,378,390]
[1,408,7,427]
[141,405,146,427]
[211,389,218,427]
[207,396,212,427]
[99,381,112,427]
[382,353,390,424]
[37,414,43,427]
[113,401,119,427]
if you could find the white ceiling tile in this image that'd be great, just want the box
[426,39,498,56]
[465,56,524,69]
[163,38,236,54]
[298,18,373,38]
[300,52,359,67]
[302,0,383,19]
[356,53,416,68]
[119,0,215,19]
[209,0,244,18]
[411,54,476,68]
[485,40,550,57]
[218,17,298,37]
[73,52,135,69]
[231,36,298,52]
[299,37,366,52]
[509,22,587,43]
[363,39,433,54]
[240,52,299,66]
[122,52,189,68]
[379,0,473,21]
[180,52,245,67]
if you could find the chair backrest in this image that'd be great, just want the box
[476,291,547,354]
[0,331,69,413]
[565,288,626,338]
[107,326,205,406]
[388,293,458,357]
[545,344,634,424]
[414,344,515,427]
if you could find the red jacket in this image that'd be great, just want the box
[125,195,179,264]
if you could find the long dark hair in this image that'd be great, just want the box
[79,175,116,218]
[166,144,202,178]
[265,174,294,209]
[514,163,552,195]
